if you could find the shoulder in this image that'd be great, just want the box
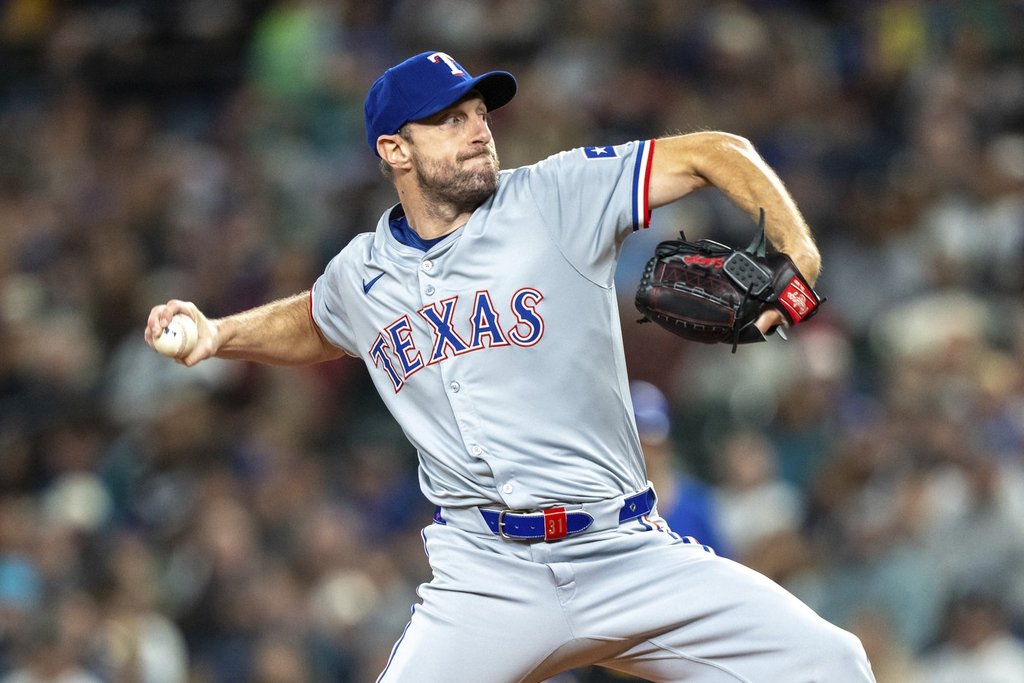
[332,230,375,259]
[320,231,376,278]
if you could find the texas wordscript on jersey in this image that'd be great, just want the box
[368,287,545,392]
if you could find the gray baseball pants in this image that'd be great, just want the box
[377,506,874,682]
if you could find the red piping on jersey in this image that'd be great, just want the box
[308,288,325,335]
[643,138,655,228]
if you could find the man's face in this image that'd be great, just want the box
[405,95,500,211]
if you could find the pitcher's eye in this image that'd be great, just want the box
[441,113,464,127]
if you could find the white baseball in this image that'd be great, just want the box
[153,314,198,359]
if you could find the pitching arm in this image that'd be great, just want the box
[145,292,345,367]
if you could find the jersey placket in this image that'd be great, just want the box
[419,248,520,507]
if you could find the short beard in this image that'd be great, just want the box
[413,146,500,215]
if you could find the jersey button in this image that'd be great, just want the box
[425,284,435,296]
[421,260,433,272]
[449,381,461,393]
[501,483,514,494]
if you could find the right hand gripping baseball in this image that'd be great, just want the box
[145,300,218,366]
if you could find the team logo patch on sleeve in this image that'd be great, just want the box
[583,145,617,159]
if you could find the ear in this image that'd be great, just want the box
[377,134,412,173]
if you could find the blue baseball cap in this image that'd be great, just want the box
[364,51,517,156]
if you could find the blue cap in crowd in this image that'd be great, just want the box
[630,380,672,444]
[364,51,517,156]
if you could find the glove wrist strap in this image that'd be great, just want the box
[775,274,819,325]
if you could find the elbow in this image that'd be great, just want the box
[693,132,761,175]
[708,132,756,156]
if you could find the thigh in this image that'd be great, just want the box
[376,525,573,683]
[570,526,874,682]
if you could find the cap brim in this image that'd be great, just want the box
[471,71,517,113]
[407,70,517,124]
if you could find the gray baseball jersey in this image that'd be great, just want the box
[312,140,654,510]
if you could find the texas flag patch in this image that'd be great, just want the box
[583,145,617,159]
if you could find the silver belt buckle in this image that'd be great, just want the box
[496,509,531,540]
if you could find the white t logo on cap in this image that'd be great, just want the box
[428,52,465,77]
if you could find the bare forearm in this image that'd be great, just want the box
[649,132,821,284]
[213,292,343,365]
[146,293,344,367]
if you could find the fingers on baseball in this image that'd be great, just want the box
[146,300,203,354]
[147,300,182,341]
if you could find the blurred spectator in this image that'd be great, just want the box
[629,380,730,556]
[713,429,804,563]
[848,608,922,683]
[0,505,41,673]
[87,533,187,683]
[0,593,102,683]
[914,593,1024,683]
[250,635,310,683]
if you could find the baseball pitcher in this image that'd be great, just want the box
[146,51,874,682]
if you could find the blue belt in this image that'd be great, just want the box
[453,487,656,542]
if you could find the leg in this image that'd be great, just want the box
[376,524,573,683]
[562,525,875,682]
[605,610,871,682]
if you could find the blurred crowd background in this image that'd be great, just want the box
[1,1,1023,681]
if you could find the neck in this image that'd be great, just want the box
[396,184,475,240]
